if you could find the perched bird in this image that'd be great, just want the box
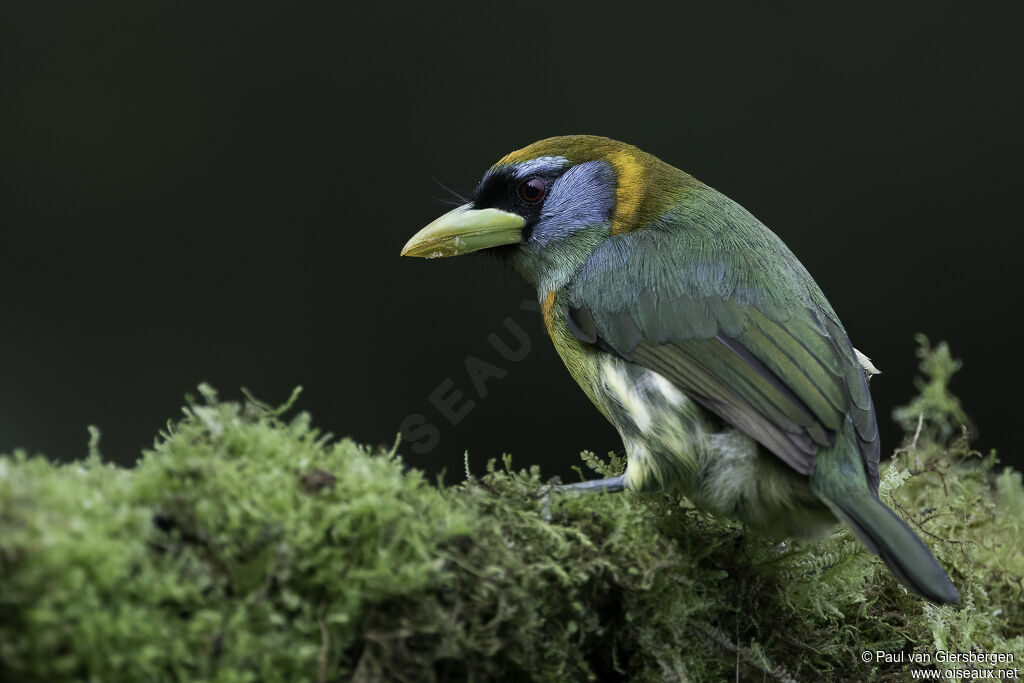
[401,136,959,604]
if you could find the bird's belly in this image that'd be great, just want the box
[594,356,835,538]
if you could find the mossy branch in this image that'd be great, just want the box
[1,338,1021,682]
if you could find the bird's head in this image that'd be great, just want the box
[401,135,693,288]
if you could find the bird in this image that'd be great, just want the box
[400,135,959,604]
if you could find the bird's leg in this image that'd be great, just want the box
[539,474,626,521]
[555,475,627,494]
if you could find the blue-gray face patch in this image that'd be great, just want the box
[528,160,615,246]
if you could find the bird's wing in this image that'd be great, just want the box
[564,200,879,488]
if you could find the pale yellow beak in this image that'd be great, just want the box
[401,204,526,258]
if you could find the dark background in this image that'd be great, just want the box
[2,4,1021,477]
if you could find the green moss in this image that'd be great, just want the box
[1,341,1022,682]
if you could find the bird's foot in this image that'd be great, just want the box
[537,475,627,522]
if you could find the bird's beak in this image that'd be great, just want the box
[401,204,525,258]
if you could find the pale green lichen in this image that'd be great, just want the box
[1,339,1021,682]
[892,333,972,441]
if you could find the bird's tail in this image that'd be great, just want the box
[810,422,960,605]
[820,489,960,604]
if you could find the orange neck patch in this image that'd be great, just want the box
[541,290,557,333]
[607,149,645,235]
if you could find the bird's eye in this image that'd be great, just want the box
[518,178,546,203]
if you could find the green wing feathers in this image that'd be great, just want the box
[566,190,880,491]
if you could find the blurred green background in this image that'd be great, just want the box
[1,3,1020,476]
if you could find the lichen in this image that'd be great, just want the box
[1,339,1021,682]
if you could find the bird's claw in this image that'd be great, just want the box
[536,474,627,523]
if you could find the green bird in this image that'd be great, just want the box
[401,135,959,604]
